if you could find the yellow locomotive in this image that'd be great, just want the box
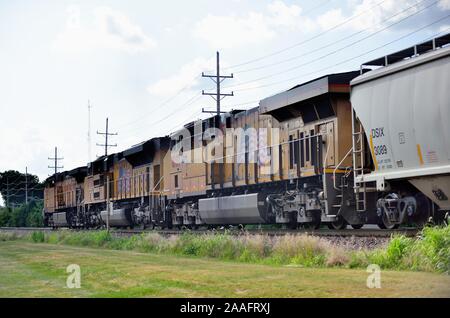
[43,34,450,229]
[44,70,370,229]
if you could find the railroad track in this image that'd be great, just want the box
[0,227,419,238]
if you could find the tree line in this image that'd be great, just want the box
[0,170,45,227]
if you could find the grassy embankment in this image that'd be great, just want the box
[0,241,450,297]
[1,225,449,273]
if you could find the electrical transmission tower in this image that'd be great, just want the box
[88,100,93,162]
[96,117,118,157]
[96,117,117,232]
[25,166,28,205]
[201,51,234,191]
[48,147,64,211]
[202,51,234,116]
[48,147,64,177]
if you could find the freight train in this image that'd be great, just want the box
[43,33,450,230]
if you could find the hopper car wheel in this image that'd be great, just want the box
[351,224,364,230]
[411,193,431,228]
[327,216,347,230]
[378,214,399,230]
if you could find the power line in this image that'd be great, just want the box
[98,0,436,150]
[106,0,331,140]
[120,92,202,134]
[119,93,203,146]
[224,0,390,71]
[224,0,440,90]
[120,5,438,148]
[97,117,118,157]
[233,0,431,74]
[116,76,201,130]
[232,14,450,93]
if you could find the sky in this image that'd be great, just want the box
[0,0,449,196]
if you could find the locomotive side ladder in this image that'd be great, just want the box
[351,107,367,212]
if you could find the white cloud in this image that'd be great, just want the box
[267,0,302,27]
[316,8,347,31]
[147,57,216,96]
[439,24,450,32]
[317,0,450,32]
[193,1,313,49]
[439,0,450,10]
[53,5,156,54]
[193,13,275,49]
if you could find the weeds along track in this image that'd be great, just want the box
[0,227,424,250]
[0,226,419,238]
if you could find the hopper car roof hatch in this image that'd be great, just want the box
[361,33,450,70]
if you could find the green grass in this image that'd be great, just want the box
[12,224,450,273]
[0,241,449,298]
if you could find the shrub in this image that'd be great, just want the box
[91,230,112,247]
[326,246,350,267]
[269,234,330,266]
[0,232,18,241]
[364,225,450,273]
[31,231,45,243]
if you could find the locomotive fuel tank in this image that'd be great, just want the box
[52,212,69,227]
[198,193,269,225]
[100,208,132,227]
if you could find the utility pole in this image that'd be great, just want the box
[25,167,28,205]
[201,52,234,190]
[88,100,93,162]
[96,118,117,232]
[96,117,118,157]
[6,177,9,209]
[201,51,234,116]
[48,147,64,211]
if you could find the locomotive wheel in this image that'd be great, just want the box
[288,214,299,230]
[351,224,364,229]
[378,213,399,230]
[304,211,321,230]
[328,216,347,230]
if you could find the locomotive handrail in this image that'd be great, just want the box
[321,138,332,200]
[151,176,165,194]
[333,146,354,191]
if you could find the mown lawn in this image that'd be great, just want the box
[0,241,449,298]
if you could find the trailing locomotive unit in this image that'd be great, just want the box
[43,167,87,227]
[44,137,170,228]
[168,71,372,229]
[350,33,450,229]
[85,137,170,228]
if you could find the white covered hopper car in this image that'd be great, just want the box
[350,34,450,228]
